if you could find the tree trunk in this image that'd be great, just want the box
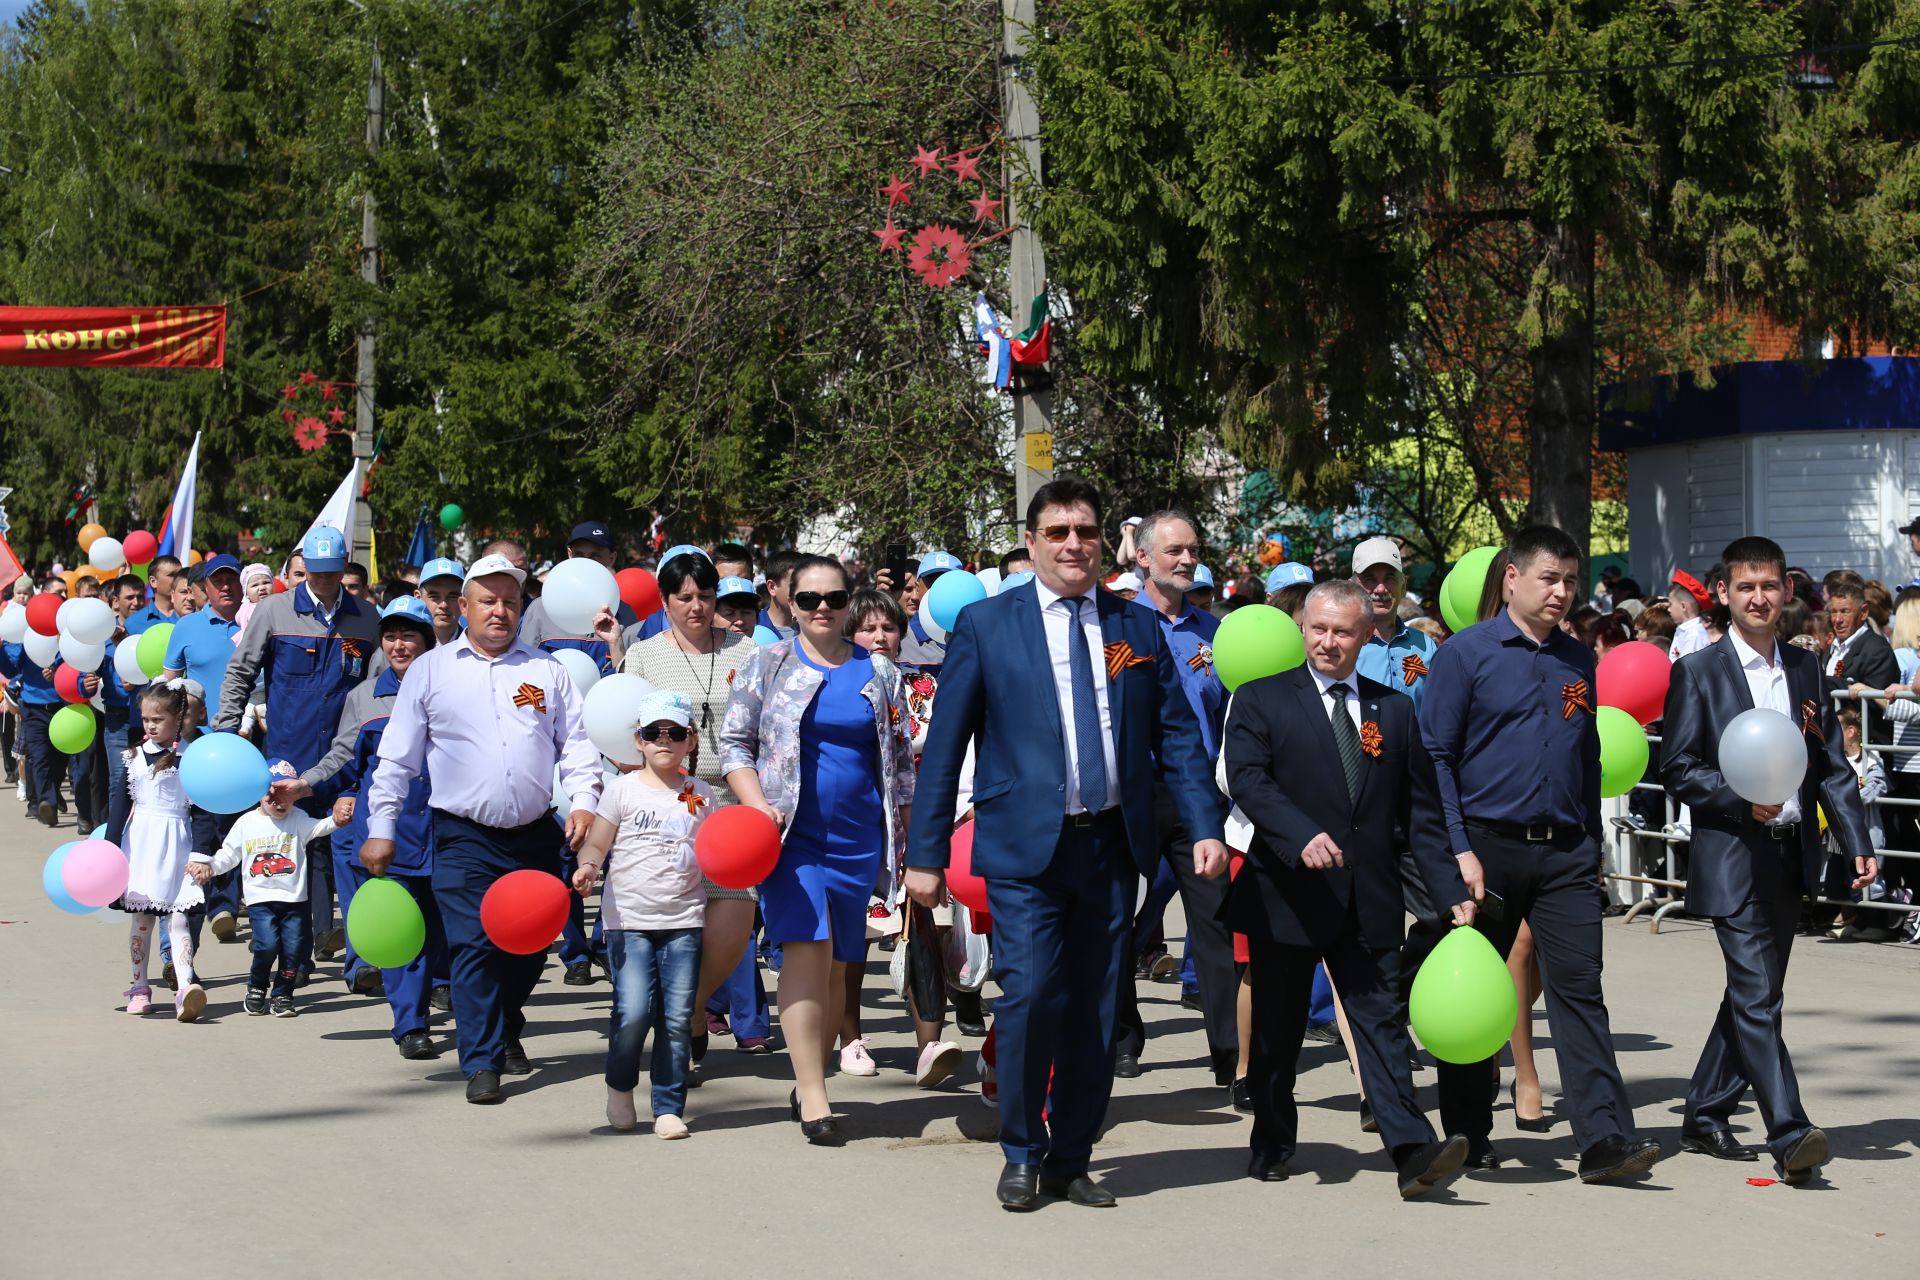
[1526,219,1594,551]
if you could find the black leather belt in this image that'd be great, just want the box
[1765,822,1801,842]
[1467,818,1573,843]
[1066,808,1123,829]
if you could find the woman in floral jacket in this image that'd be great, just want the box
[720,557,914,1143]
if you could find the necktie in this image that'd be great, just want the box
[1327,682,1363,802]
[1066,597,1110,813]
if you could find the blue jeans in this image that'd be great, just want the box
[248,902,310,998]
[605,927,702,1117]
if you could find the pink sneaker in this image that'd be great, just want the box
[125,986,152,1016]
[915,1040,962,1089]
[839,1038,878,1077]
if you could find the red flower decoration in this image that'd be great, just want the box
[293,416,329,451]
[908,224,972,288]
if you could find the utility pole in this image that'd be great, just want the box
[1000,0,1053,530]
[353,38,383,567]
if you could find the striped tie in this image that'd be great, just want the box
[1327,682,1363,802]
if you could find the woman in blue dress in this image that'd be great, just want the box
[721,556,916,1143]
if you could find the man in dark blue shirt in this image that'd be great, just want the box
[1422,525,1660,1185]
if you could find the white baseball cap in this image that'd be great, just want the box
[1352,536,1403,576]
[635,689,694,729]
[466,552,527,586]
[1110,571,1142,592]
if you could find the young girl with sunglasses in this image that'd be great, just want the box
[572,690,713,1139]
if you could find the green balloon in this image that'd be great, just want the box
[136,623,174,679]
[346,876,426,969]
[1212,603,1306,692]
[50,703,96,754]
[439,503,465,531]
[1439,545,1500,632]
[1409,926,1518,1065]
[1596,705,1649,799]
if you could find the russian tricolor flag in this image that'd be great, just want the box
[155,432,200,560]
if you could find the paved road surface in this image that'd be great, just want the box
[2,801,1914,1277]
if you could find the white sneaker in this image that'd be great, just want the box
[915,1040,962,1089]
[839,1038,879,1077]
[654,1113,689,1140]
[606,1088,637,1132]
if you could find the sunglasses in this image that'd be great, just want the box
[639,724,691,743]
[1036,523,1102,544]
[793,590,851,611]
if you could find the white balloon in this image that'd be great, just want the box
[552,647,602,698]
[114,641,149,687]
[1717,707,1808,805]
[23,628,61,667]
[59,636,106,671]
[87,536,126,573]
[582,672,655,765]
[918,610,949,643]
[57,597,117,646]
[977,567,1003,597]
[0,602,26,644]
[541,558,621,636]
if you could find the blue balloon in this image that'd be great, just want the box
[178,733,272,815]
[751,624,781,646]
[89,823,106,839]
[43,842,95,914]
[924,570,988,631]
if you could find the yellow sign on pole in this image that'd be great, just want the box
[1024,431,1054,471]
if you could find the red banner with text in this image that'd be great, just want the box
[0,305,227,368]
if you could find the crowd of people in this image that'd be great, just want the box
[0,484,1910,1204]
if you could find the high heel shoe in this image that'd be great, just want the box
[1510,1081,1552,1132]
[791,1089,841,1144]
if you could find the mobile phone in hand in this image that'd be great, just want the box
[885,543,909,588]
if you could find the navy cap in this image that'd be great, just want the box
[917,550,963,580]
[569,521,614,550]
[715,575,757,601]
[201,553,242,579]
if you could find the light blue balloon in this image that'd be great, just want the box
[178,732,272,815]
[751,624,780,646]
[43,842,95,914]
[89,823,106,840]
[925,569,988,631]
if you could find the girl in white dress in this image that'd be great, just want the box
[107,682,204,1020]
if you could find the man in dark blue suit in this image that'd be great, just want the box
[1660,536,1877,1184]
[906,478,1227,1211]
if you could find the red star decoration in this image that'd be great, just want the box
[907,224,972,288]
[872,222,906,254]
[909,144,944,178]
[327,407,347,426]
[320,382,339,401]
[281,383,299,400]
[967,191,1003,225]
[299,369,318,386]
[947,148,983,185]
[880,174,912,208]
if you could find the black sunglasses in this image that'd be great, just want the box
[793,590,851,611]
[639,724,691,743]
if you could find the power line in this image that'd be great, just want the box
[1373,32,1920,85]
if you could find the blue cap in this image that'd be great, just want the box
[379,596,436,636]
[200,553,242,579]
[1192,564,1215,589]
[1265,562,1315,592]
[635,689,695,730]
[1001,570,1035,591]
[569,521,614,550]
[715,575,757,601]
[302,525,348,572]
[660,543,710,567]
[917,550,963,580]
[419,557,465,585]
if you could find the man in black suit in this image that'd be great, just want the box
[1223,580,1476,1197]
[1661,536,1877,1184]
[1824,577,1898,739]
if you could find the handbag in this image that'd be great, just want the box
[889,901,948,1020]
[943,901,991,992]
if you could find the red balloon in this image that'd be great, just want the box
[272,578,288,594]
[694,805,781,890]
[616,568,663,620]
[53,663,89,704]
[479,869,570,955]
[946,820,989,914]
[1597,640,1673,726]
[122,530,158,565]
[25,594,62,636]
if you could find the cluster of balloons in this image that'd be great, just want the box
[1438,546,1499,634]
[918,570,989,643]
[1593,640,1671,798]
[65,521,162,594]
[2,594,117,756]
[42,838,131,915]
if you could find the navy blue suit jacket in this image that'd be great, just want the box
[905,580,1223,879]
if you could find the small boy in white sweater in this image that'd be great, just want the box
[187,760,336,1017]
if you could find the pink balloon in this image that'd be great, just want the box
[60,838,130,908]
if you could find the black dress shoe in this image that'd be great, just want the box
[1113,1051,1142,1079]
[692,1028,709,1064]
[1303,1020,1341,1045]
[1179,991,1203,1011]
[398,1031,438,1060]
[503,1039,532,1075]
[1230,1078,1254,1115]
[465,1070,503,1104]
[1247,1151,1290,1182]
[1360,1099,1378,1134]
[1578,1136,1662,1183]
[564,961,594,986]
[1680,1129,1758,1162]
[1776,1127,1829,1184]
[1461,1141,1503,1171]
[1396,1135,1469,1199]
[997,1163,1042,1211]
[1039,1173,1116,1207]
[429,986,452,1013]
[351,966,385,996]
[38,801,56,827]
[952,989,988,1036]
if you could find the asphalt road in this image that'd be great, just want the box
[2,800,1915,1277]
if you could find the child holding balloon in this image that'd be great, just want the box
[104,683,203,1020]
[571,690,712,1140]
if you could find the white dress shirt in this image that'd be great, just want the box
[1669,615,1711,661]
[1825,627,1864,678]
[366,633,604,839]
[1729,628,1803,826]
[1307,662,1363,734]
[1034,579,1120,814]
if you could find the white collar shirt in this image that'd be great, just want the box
[1307,662,1363,734]
[1033,579,1120,814]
